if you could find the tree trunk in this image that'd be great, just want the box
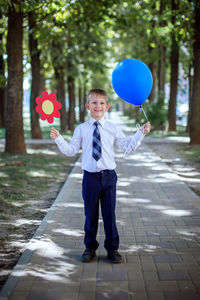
[186,65,193,133]
[168,0,179,132]
[40,73,45,93]
[78,84,82,122]
[157,45,166,107]
[157,0,166,107]
[149,62,156,102]
[0,33,6,128]
[5,1,26,153]
[67,75,76,131]
[79,83,86,123]
[168,38,179,131]
[190,1,200,144]
[51,41,67,132]
[83,83,87,121]
[54,65,67,132]
[28,11,43,139]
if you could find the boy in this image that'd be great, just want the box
[50,89,150,263]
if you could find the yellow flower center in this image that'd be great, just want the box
[42,100,54,115]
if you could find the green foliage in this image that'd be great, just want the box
[1,0,196,136]
[22,0,118,92]
[147,125,188,138]
[145,101,168,130]
[122,100,168,131]
[123,107,135,119]
[0,15,7,34]
[0,74,6,88]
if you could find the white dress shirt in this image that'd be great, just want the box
[55,117,145,172]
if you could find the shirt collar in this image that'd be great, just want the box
[89,117,105,127]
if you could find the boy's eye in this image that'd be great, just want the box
[91,101,105,105]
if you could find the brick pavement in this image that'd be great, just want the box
[1,113,200,300]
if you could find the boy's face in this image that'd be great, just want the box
[86,94,109,120]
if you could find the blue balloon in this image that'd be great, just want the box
[112,58,153,106]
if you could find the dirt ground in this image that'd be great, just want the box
[0,139,200,291]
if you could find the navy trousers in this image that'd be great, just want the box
[82,169,119,252]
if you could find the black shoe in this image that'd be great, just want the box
[82,249,96,263]
[107,250,122,263]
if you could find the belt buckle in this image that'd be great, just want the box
[101,169,109,174]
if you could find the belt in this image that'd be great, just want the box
[84,169,114,174]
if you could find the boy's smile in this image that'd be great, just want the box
[86,94,109,121]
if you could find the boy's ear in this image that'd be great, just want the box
[106,104,110,110]
[85,102,89,110]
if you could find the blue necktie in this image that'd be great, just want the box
[92,121,102,161]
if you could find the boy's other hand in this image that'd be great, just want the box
[50,127,59,139]
[141,122,151,134]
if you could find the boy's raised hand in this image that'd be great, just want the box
[50,127,60,139]
[141,122,151,135]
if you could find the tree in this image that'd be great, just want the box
[28,11,43,139]
[0,31,6,128]
[186,63,194,133]
[51,41,67,132]
[148,58,156,102]
[67,73,76,131]
[0,8,7,129]
[5,0,26,153]
[157,0,167,109]
[168,0,179,132]
[190,0,200,144]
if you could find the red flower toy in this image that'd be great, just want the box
[35,91,62,124]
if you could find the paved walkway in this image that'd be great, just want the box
[1,114,200,300]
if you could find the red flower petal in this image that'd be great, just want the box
[49,93,56,101]
[47,115,54,123]
[36,96,42,104]
[56,101,62,110]
[42,91,49,100]
[53,111,60,118]
[36,105,43,113]
[40,113,47,121]
[35,91,62,124]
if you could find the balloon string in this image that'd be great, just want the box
[139,105,149,122]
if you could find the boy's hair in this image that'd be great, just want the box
[87,89,108,103]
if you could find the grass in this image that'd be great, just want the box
[0,114,80,224]
[180,145,200,163]
[123,115,189,138]
[147,125,189,138]
[122,112,200,164]
[0,147,79,218]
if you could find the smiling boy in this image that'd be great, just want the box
[51,88,150,263]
